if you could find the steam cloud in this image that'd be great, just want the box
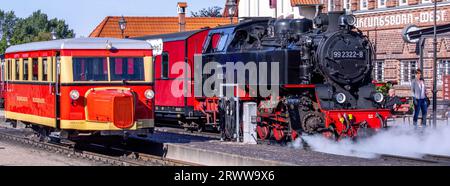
[292,121,450,159]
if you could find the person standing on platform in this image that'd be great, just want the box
[411,69,429,128]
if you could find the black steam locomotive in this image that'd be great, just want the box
[200,11,390,140]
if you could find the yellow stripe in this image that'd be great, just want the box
[60,119,154,131]
[5,111,154,131]
[5,111,56,128]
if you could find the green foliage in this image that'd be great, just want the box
[375,82,392,96]
[0,10,75,54]
[191,6,223,17]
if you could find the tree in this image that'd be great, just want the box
[0,10,18,54]
[0,10,75,54]
[191,6,223,17]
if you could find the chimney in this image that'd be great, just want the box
[177,2,187,32]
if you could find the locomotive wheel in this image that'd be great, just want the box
[301,112,324,134]
[257,125,270,140]
[291,130,299,141]
[272,127,285,142]
[322,125,339,141]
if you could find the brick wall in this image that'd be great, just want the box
[408,0,419,5]
[386,0,397,7]
[357,3,450,99]
[368,0,376,9]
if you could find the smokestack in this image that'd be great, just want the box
[177,2,187,32]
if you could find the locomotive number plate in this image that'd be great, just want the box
[332,50,365,59]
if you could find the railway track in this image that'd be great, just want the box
[155,126,221,140]
[375,153,450,165]
[0,129,195,166]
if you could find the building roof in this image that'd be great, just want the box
[133,30,205,42]
[5,37,151,54]
[291,0,323,6]
[89,16,234,38]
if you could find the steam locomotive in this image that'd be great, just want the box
[138,11,391,141]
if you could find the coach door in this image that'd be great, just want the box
[54,55,61,129]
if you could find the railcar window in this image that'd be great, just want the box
[73,58,108,81]
[7,59,11,80]
[161,52,169,79]
[7,60,10,80]
[110,57,145,81]
[23,59,29,81]
[32,58,38,80]
[42,58,48,81]
[15,59,19,80]
[1,60,4,82]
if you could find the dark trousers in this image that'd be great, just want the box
[413,98,428,127]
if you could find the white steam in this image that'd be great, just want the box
[293,122,450,159]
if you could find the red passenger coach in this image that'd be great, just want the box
[135,30,210,130]
[3,38,155,139]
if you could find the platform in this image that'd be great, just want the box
[145,131,418,166]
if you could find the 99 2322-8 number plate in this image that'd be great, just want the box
[332,50,365,59]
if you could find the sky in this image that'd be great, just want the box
[0,0,225,37]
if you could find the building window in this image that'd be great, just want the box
[438,59,450,85]
[343,0,352,11]
[360,0,368,10]
[422,0,432,3]
[328,0,335,11]
[373,60,385,82]
[400,60,417,85]
[399,0,408,6]
[378,0,386,8]
[161,52,169,79]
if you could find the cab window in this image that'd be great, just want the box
[161,52,169,79]
[110,57,145,81]
[73,57,108,81]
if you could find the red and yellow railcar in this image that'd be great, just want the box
[3,38,155,139]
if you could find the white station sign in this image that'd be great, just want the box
[356,10,447,28]
[146,39,163,56]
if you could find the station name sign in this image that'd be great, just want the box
[356,10,447,28]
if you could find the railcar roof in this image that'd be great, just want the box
[5,37,152,54]
[133,30,205,42]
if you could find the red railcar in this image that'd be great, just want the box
[3,38,155,139]
[135,30,211,130]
